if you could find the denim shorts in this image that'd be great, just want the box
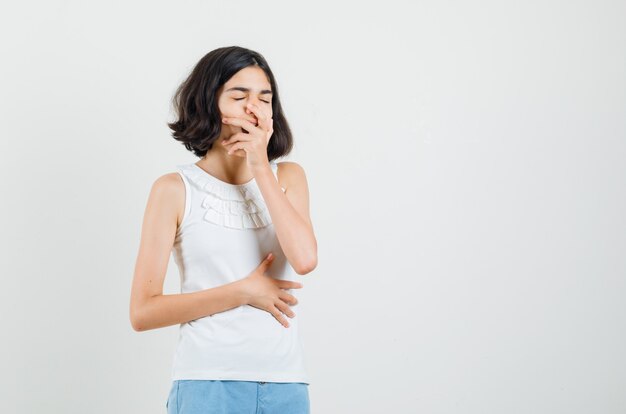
[166,380,310,414]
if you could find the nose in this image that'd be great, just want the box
[244,102,259,123]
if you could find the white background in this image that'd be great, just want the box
[1,1,625,413]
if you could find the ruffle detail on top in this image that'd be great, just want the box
[177,162,278,230]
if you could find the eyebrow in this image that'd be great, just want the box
[225,86,273,95]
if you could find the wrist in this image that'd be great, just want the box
[232,278,251,306]
[250,161,272,177]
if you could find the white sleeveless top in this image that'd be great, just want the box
[169,160,309,384]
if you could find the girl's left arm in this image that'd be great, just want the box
[253,161,317,275]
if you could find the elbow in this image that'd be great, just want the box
[130,306,147,332]
[130,294,161,332]
[130,313,143,332]
[131,320,145,332]
[294,244,317,275]
[294,256,318,275]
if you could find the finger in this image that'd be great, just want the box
[245,104,273,135]
[270,306,290,327]
[225,113,259,125]
[221,141,246,157]
[222,132,254,146]
[259,253,275,270]
[275,300,296,319]
[227,142,247,155]
[266,125,274,144]
[277,280,303,289]
[278,291,298,306]
[245,103,269,123]
[223,117,259,133]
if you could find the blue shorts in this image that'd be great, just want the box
[166,380,310,414]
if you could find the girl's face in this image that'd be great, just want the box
[216,66,273,144]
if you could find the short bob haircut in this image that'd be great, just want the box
[168,46,293,161]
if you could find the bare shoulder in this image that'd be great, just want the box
[147,172,185,227]
[150,172,185,202]
[276,161,308,191]
[152,172,184,190]
[276,161,313,228]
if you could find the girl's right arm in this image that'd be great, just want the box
[129,173,247,331]
[129,173,301,332]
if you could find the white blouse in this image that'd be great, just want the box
[169,160,309,384]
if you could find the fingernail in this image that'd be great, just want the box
[222,118,227,123]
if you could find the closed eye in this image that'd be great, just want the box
[233,98,270,104]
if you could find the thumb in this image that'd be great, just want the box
[260,252,274,269]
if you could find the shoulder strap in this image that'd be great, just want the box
[270,161,286,193]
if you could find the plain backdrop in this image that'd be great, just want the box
[1,1,625,413]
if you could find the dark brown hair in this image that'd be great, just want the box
[167,46,293,160]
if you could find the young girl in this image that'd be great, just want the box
[129,46,317,414]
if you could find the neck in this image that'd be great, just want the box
[198,150,253,185]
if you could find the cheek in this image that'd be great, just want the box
[218,99,238,116]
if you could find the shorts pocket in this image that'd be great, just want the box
[166,381,178,414]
